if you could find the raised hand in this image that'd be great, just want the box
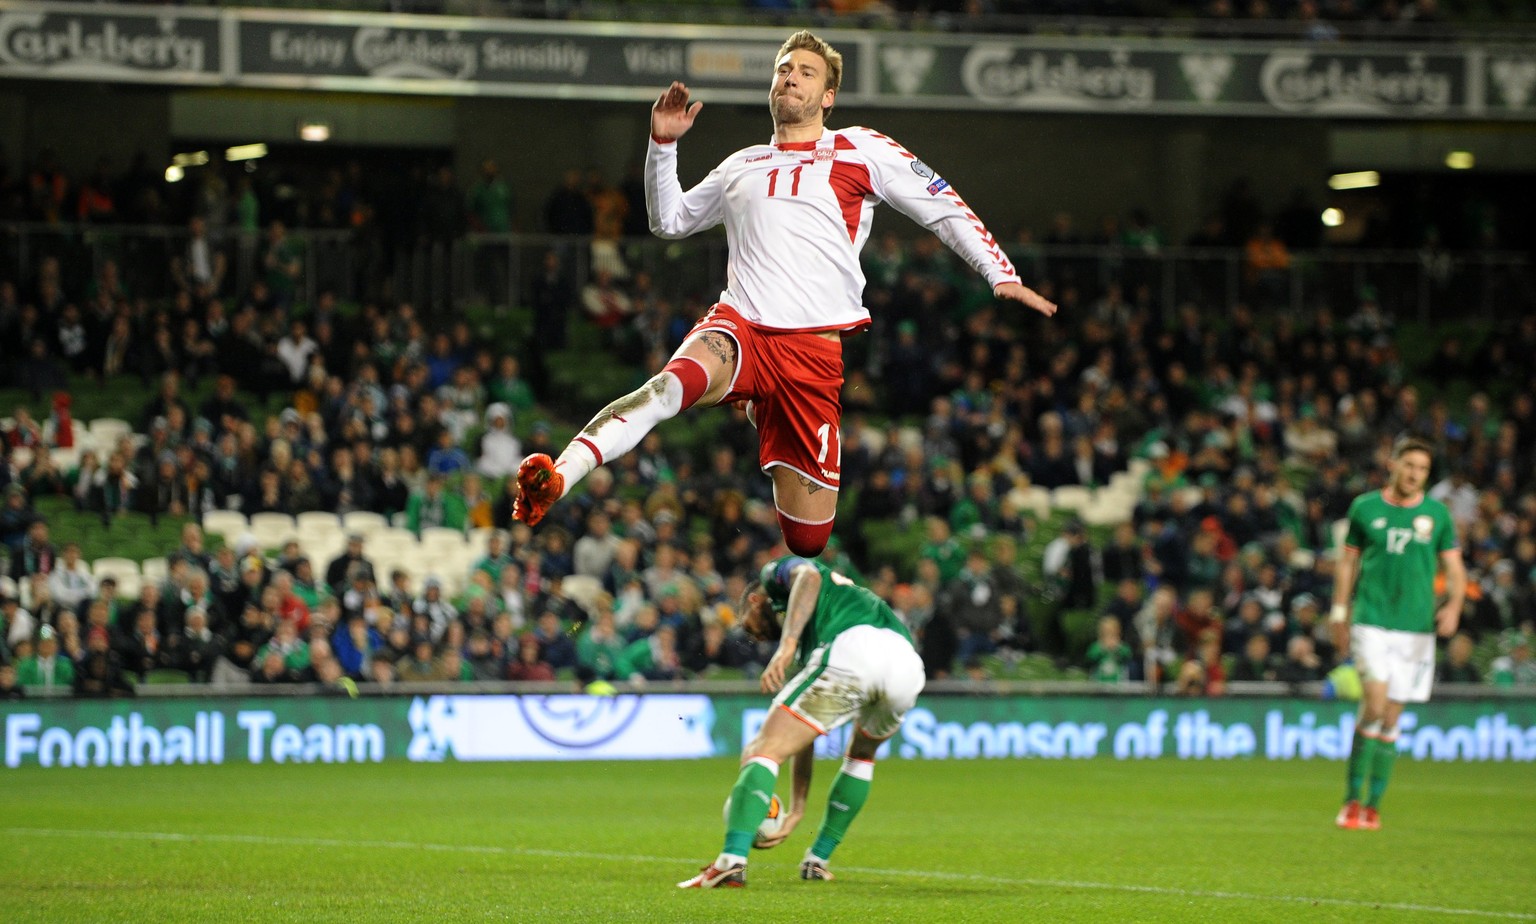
[652,81,703,142]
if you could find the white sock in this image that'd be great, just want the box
[716,852,748,870]
[552,443,597,500]
[554,372,685,499]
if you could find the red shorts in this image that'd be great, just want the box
[687,304,844,491]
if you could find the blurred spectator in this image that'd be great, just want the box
[1085,616,1133,683]
[1277,635,1324,687]
[1437,632,1481,683]
[1043,519,1098,611]
[476,403,521,478]
[406,474,467,535]
[16,625,72,691]
[1229,633,1280,682]
[74,627,134,698]
[0,485,38,554]
[618,623,683,683]
[532,610,577,671]
[506,632,556,682]
[3,595,37,652]
[1490,631,1536,687]
[939,546,1008,668]
[9,519,55,581]
[163,606,224,683]
[0,663,23,699]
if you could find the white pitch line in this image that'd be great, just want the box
[5,827,1530,921]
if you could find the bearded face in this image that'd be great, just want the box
[769,49,832,129]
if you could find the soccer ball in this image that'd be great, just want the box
[723,792,785,848]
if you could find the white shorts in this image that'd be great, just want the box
[1352,623,1436,704]
[772,624,925,740]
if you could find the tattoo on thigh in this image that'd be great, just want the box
[795,474,825,496]
[698,331,736,367]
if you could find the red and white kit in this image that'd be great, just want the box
[647,126,1019,487]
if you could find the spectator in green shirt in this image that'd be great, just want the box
[16,626,73,691]
[1085,616,1133,683]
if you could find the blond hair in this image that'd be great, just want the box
[777,30,843,113]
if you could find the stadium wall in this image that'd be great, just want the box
[3,695,1534,770]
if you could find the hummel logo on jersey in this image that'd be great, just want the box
[747,153,772,163]
[1372,517,1388,529]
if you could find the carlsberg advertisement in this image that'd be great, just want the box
[3,695,1534,770]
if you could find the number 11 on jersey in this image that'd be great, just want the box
[767,165,804,198]
[816,422,840,467]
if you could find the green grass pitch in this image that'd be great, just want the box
[1,757,1530,923]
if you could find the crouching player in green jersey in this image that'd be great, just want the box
[1331,437,1466,831]
[678,555,924,888]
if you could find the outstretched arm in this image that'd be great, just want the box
[859,129,1055,318]
[759,564,822,694]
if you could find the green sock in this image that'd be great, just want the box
[810,759,874,862]
[1345,731,1376,803]
[1366,735,1399,809]
[723,760,779,858]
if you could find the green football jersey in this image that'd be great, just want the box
[1344,491,1458,634]
[759,556,914,660]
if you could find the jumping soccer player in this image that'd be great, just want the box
[1331,436,1466,831]
[513,30,1056,555]
[678,554,924,887]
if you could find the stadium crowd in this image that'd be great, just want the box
[2,158,1535,700]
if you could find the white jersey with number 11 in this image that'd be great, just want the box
[646,126,1020,335]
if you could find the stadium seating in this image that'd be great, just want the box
[202,510,250,543]
[248,512,298,550]
[297,511,342,531]
[466,527,494,557]
[86,417,132,453]
[1050,485,1094,513]
[421,527,469,555]
[91,557,142,599]
[140,557,169,586]
[341,510,389,538]
[1014,485,1052,520]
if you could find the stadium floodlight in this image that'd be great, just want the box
[1327,171,1380,190]
[171,151,210,168]
[164,165,185,183]
[1321,208,1344,228]
[225,143,268,162]
[299,121,331,142]
[1445,151,1474,170]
